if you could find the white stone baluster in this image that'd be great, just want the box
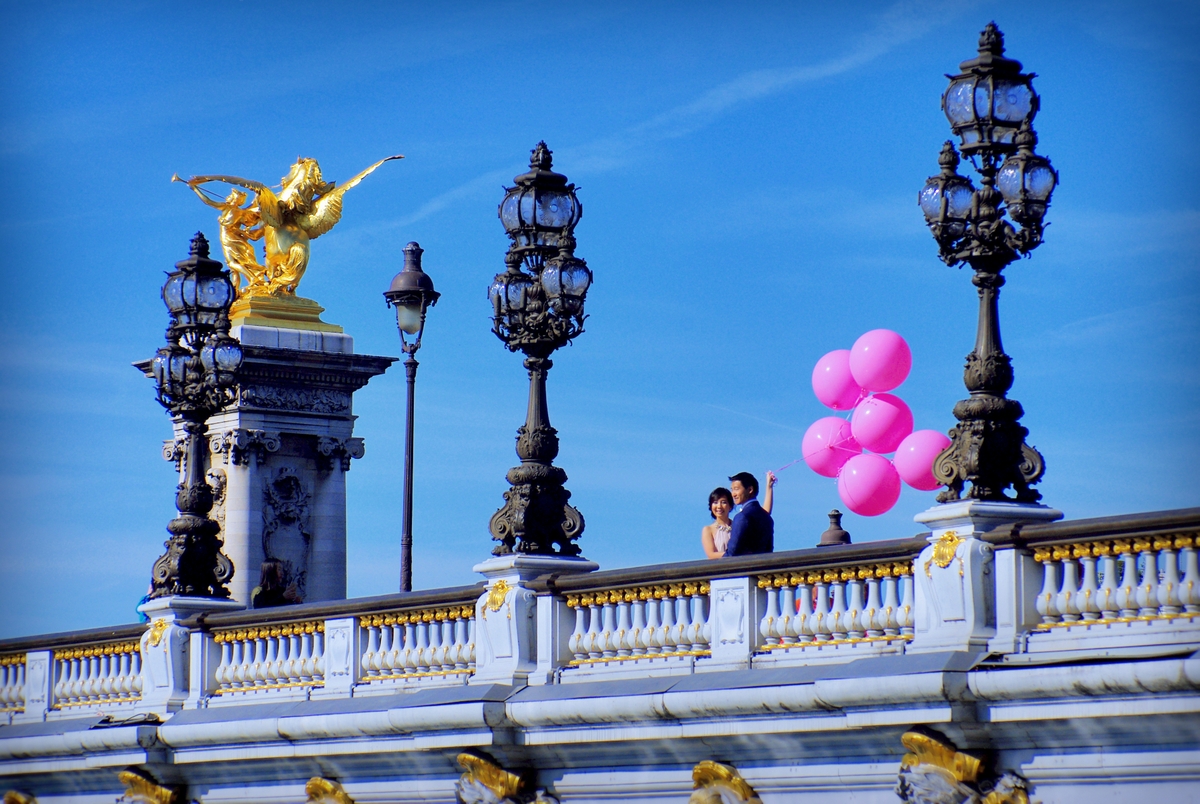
[584,595,603,660]
[1135,540,1159,618]
[829,571,849,640]
[689,584,710,652]
[879,574,900,636]
[264,632,281,687]
[1156,536,1182,616]
[1179,536,1200,613]
[615,591,634,657]
[568,597,588,661]
[1055,546,1082,623]
[779,579,798,645]
[792,576,813,643]
[453,613,470,669]
[645,590,665,656]
[311,627,325,681]
[810,575,832,641]
[1035,548,1062,624]
[760,579,780,647]
[1095,543,1121,620]
[600,595,618,659]
[630,591,649,656]
[671,586,693,655]
[130,650,143,695]
[416,616,434,672]
[1115,541,1140,618]
[1077,545,1101,621]
[361,621,379,677]
[897,569,915,635]
[401,620,419,674]
[845,570,866,640]
[863,572,883,637]
[466,615,477,670]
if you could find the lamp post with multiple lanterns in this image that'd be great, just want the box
[486,142,593,556]
[919,23,1059,504]
[384,241,440,593]
[147,233,243,599]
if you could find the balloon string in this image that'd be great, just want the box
[773,458,803,474]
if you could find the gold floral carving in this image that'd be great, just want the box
[690,760,760,803]
[116,770,177,804]
[4,792,36,804]
[924,531,965,577]
[305,777,355,804]
[900,730,982,782]
[457,751,523,799]
[147,619,168,648]
[487,580,512,612]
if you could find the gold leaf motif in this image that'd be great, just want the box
[1153,536,1174,552]
[875,564,893,578]
[932,531,965,569]
[858,566,873,579]
[1113,539,1132,554]
[669,584,684,597]
[683,583,698,596]
[699,581,710,594]
[456,752,523,799]
[822,569,839,583]
[305,777,355,804]
[1051,545,1071,561]
[487,579,512,612]
[840,567,856,581]
[566,595,580,608]
[1032,547,1051,563]
[1072,543,1092,558]
[899,731,982,783]
[1175,534,1196,549]
[116,769,177,804]
[1132,537,1152,553]
[691,760,760,802]
[756,577,771,589]
[806,571,822,585]
[789,572,804,585]
[1091,541,1112,557]
[147,619,168,648]
[894,562,912,576]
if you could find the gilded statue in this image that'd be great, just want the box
[173,155,402,298]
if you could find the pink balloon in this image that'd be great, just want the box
[837,453,902,517]
[849,329,912,392]
[811,349,866,411]
[850,393,914,454]
[894,429,952,491]
[802,417,862,478]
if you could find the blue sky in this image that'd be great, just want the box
[1,2,1196,638]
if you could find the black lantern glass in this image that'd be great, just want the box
[942,23,1039,158]
[498,142,582,256]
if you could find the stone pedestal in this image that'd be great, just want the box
[908,500,1062,654]
[138,596,243,714]
[470,555,597,687]
[146,324,394,607]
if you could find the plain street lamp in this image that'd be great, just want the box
[920,23,1059,503]
[148,232,243,598]
[384,241,440,592]
[487,142,593,556]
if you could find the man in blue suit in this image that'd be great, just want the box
[724,471,774,557]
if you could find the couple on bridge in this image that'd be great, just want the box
[701,470,776,559]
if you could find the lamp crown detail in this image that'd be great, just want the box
[189,231,211,258]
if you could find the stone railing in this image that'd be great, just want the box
[0,654,24,718]
[210,619,326,697]
[565,581,713,666]
[755,559,914,660]
[52,639,143,710]
[983,508,1200,656]
[2,508,1198,721]
[358,602,476,686]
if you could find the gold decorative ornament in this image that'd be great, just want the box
[932,531,965,569]
[305,777,355,804]
[0,654,25,667]
[3,791,36,804]
[900,730,982,782]
[147,619,168,648]
[690,760,761,803]
[488,580,512,612]
[173,155,402,331]
[116,769,178,804]
[456,751,523,799]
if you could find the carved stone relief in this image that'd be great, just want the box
[262,468,313,602]
[206,467,227,531]
[895,729,1033,804]
[210,428,281,466]
[239,384,350,414]
[316,436,365,471]
[161,436,187,472]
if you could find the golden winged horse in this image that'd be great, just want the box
[175,155,402,298]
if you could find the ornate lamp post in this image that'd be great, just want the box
[920,23,1059,504]
[384,241,440,592]
[148,233,243,598]
[487,142,593,556]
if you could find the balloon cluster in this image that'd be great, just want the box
[803,330,950,517]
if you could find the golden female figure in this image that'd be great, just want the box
[173,177,266,294]
[177,155,402,298]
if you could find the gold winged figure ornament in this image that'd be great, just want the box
[174,155,401,304]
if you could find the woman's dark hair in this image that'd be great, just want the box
[708,487,733,519]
